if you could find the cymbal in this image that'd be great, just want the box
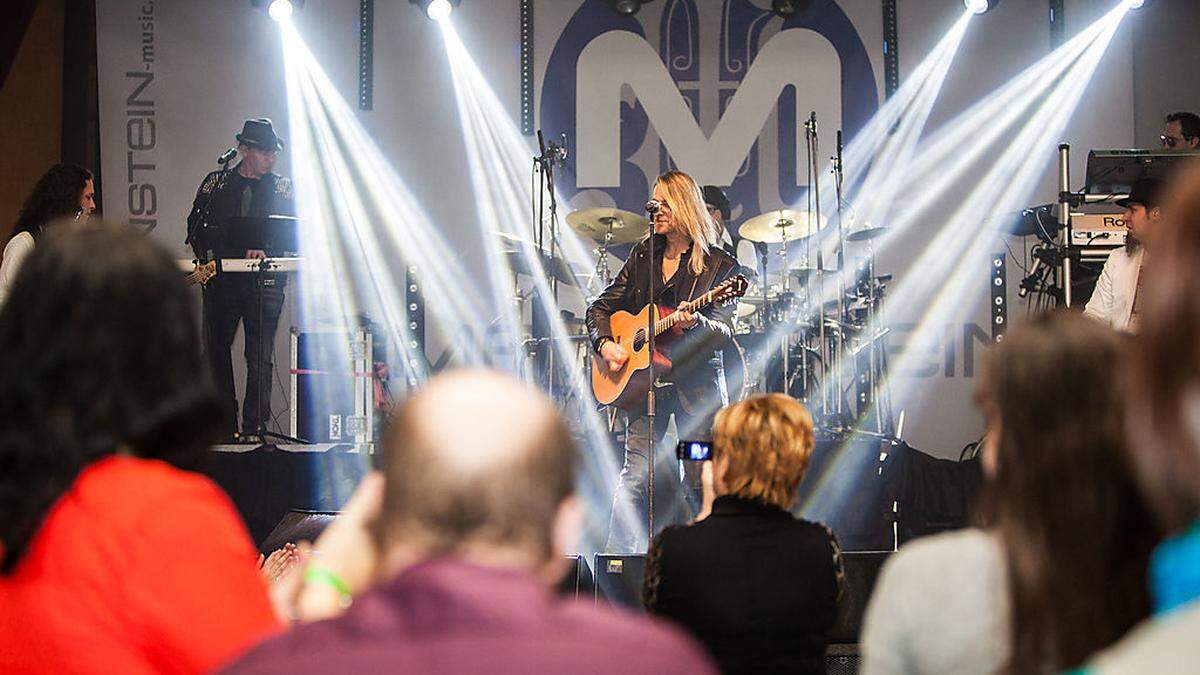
[765,267,820,286]
[845,226,887,242]
[735,302,758,319]
[738,209,827,244]
[502,249,584,287]
[565,208,648,244]
[494,231,531,245]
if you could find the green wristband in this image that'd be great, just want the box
[304,567,352,607]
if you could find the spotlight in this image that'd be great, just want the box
[1123,0,1145,8]
[606,0,644,16]
[252,0,303,21]
[772,0,814,17]
[268,0,293,21]
[410,0,459,21]
[427,0,452,21]
[964,0,999,14]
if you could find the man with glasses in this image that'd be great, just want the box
[1161,112,1200,152]
[186,118,294,439]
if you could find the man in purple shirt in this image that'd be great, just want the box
[223,370,715,675]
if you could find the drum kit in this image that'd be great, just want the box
[504,201,895,431]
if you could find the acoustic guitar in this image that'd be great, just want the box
[592,274,748,409]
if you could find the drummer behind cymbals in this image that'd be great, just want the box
[702,185,737,256]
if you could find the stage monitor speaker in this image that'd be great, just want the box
[556,554,595,599]
[593,554,646,611]
[830,551,890,645]
[259,509,339,554]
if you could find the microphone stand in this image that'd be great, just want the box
[806,114,827,418]
[645,204,658,550]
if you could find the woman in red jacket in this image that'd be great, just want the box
[0,221,281,673]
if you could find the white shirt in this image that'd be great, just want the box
[0,231,34,307]
[1083,246,1144,333]
[1085,601,1200,674]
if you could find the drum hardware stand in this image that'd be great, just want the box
[533,130,568,391]
[593,218,618,290]
[1056,143,1074,307]
[778,217,794,401]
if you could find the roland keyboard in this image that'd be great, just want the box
[178,257,303,272]
[178,257,304,286]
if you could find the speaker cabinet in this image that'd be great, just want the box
[593,554,646,610]
[556,554,595,599]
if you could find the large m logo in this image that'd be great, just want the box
[576,28,841,189]
[540,0,878,218]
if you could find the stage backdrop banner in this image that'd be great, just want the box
[94,0,1133,455]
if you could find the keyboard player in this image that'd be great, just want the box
[185,118,295,439]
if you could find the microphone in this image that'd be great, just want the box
[645,199,662,215]
[217,147,237,165]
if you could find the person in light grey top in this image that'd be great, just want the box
[861,528,1008,675]
[861,312,1160,675]
[0,164,95,306]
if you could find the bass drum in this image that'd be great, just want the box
[720,335,752,403]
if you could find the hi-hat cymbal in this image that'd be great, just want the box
[565,207,648,244]
[502,248,584,287]
[738,209,827,244]
[845,226,887,242]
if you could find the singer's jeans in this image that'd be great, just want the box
[605,386,715,554]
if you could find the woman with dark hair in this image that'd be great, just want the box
[0,163,95,305]
[861,311,1160,675]
[1078,169,1200,673]
[0,222,280,673]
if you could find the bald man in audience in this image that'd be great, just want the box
[223,370,715,675]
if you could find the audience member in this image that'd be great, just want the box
[223,369,716,675]
[1079,169,1200,673]
[642,393,843,675]
[860,311,1159,675]
[0,163,96,306]
[0,222,281,674]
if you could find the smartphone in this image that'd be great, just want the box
[676,440,713,461]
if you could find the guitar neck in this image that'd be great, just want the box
[654,288,720,335]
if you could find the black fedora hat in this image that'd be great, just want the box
[702,185,731,220]
[236,118,284,151]
[1116,177,1165,210]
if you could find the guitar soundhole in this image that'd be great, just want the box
[633,329,646,352]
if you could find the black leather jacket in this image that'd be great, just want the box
[186,164,294,259]
[586,234,738,411]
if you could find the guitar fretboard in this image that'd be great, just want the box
[653,285,725,335]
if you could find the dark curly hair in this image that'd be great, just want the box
[13,164,93,240]
[0,220,222,574]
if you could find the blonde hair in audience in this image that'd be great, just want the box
[712,393,815,509]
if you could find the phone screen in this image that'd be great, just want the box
[675,440,713,461]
